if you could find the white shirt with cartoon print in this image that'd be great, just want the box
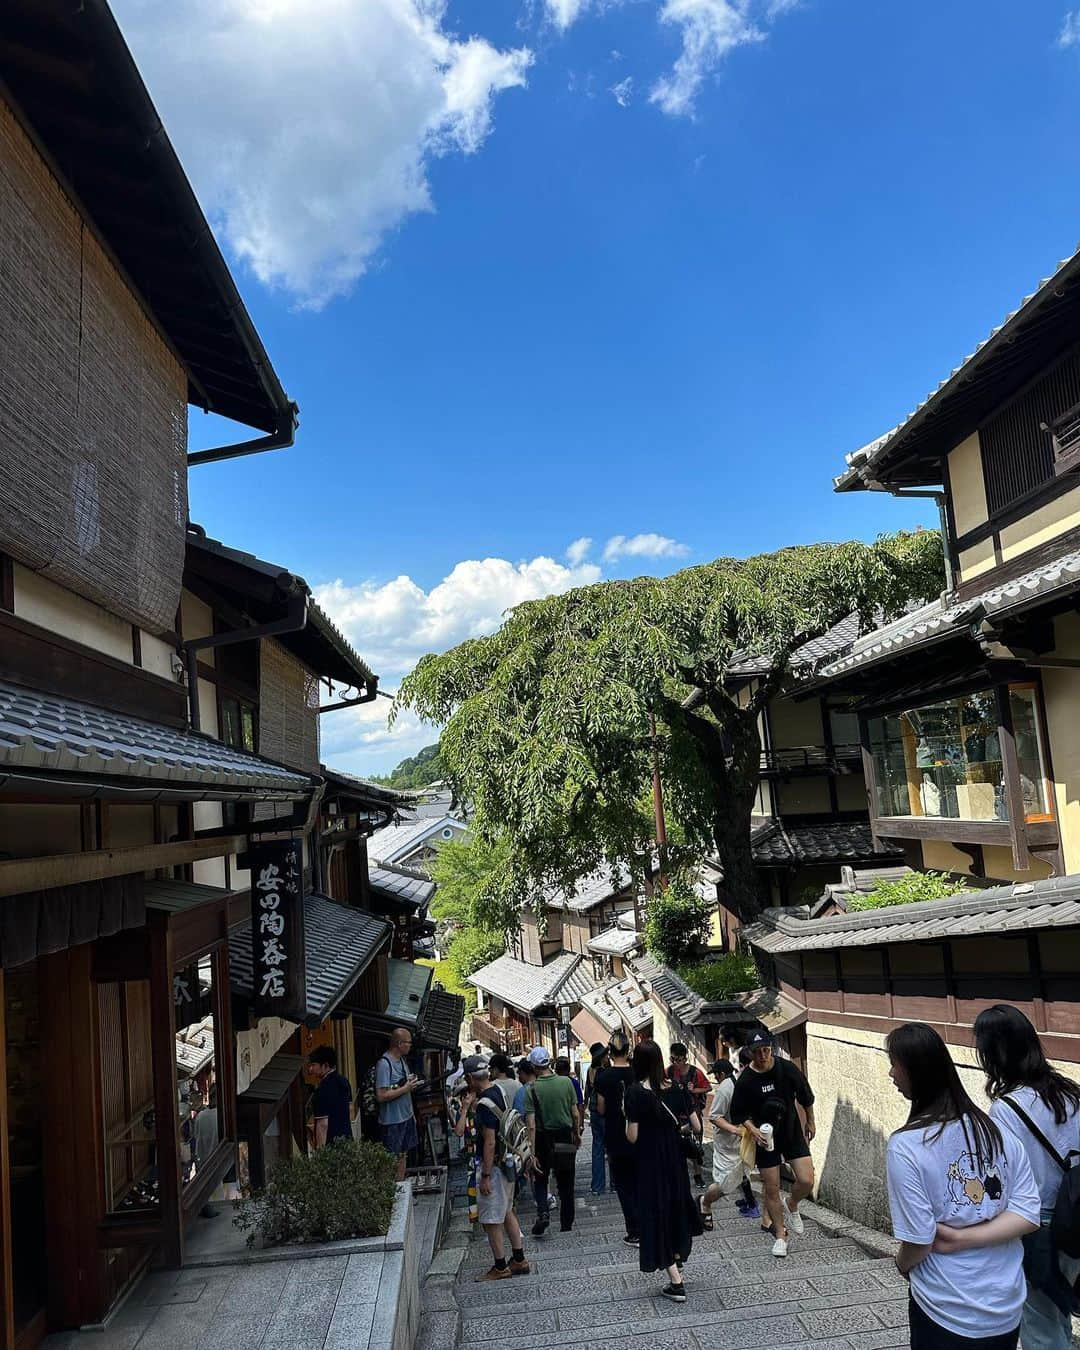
[886,1116,1040,1338]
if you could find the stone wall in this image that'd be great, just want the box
[807,1018,1078,1232]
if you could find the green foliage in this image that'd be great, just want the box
[848,870,970,912]
[416,957,477,1013]
[429,835,514,933]
[395,534,944,922]
[643,879,713,964]
[371,742,444,790]
[234,1139,397,1247]
[445,926,505,984]
[677,952,759,1002]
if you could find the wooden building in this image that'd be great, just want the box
[812,246,1080,886]
[746,877,1080,1230]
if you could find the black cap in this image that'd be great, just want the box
[745,1029,773,1049]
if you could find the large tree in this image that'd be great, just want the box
[396,534,943,923]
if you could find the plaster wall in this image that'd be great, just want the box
[1043,612,1080,874]
[769,697,823,749]
[13,564,131,661]
[957,537,996,582]
[776,777,832,815]
[947,433,988,537]
[999,484,1080,562]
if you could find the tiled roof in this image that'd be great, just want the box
[602,972,657,1032]
[368,816,468,865]
[587,926,642,957]
[0,679,314,798]
[420,987,467,1051]
[728,613,863,679]
[632,953,806,1035]
[817,545,1080,682]
[560,961,600,1004]
[632,953,707,1026]
[835,246,1080,492]
[320,766,409,808]
[578,983,624,1033]
[752,820,901,867]
[368,861,435,910]
[385,957,433,1026]
[744,872,1080,954]
[616,911,638,931]
[468,950,585,1013]
[546,866,635,913]
[229,893,392,1027]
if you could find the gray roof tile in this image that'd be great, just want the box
[0,678,314,797]
[368,861,435,909]
[468,950,585,1013]
[753,820,901,867]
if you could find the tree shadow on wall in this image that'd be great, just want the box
[817,1097,893,1234]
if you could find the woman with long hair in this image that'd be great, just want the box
[885,1022,1039,1349]
[623,1039,703,1302]
[974,1004,1080,1350]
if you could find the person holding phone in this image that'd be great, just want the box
[376,1026,425,1180]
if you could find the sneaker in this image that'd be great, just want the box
[783,1200,804,1236]
[661,1283,686,1303]
[623,1235,639,1247]
[508,1258,531,1276]
[771,1237,788,1259]
[475,1265,513,1281]
[530,1217,549,1238]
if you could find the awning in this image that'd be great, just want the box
[229,893,393,1028]
[725,988,807,1037]
[419,987,466,1051]
[570,1008,611,1050]
[351,957,433,1036]
[0,873,143,969]
[239,1052,304,1108]
[0,678,316,802]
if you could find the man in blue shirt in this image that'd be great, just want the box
[376,1027,424,1180]
[308,1046,353,1147]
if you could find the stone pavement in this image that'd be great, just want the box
[421,1128,910,1350]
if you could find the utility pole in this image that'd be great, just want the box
[649,711,668,894]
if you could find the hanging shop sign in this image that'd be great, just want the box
[249,838,306,1018]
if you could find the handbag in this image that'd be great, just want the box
[529,1084,577,1156]
[1001,1095,1080,1316]
[662,1098,705,1165]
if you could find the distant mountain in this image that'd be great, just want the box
[372,742,444,790]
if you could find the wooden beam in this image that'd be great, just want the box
[0,835,247,898]
[996,686,1031,872]
[148,915,183,1270]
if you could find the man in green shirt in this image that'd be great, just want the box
[523,1046,579,1234]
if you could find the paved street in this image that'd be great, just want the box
[425,1130,910,1350]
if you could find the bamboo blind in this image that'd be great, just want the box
[0,97,188,634]
[254,640,320,819]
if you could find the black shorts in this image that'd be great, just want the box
[755,1122,810,1171]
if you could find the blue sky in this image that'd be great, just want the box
[115,0,1080,772]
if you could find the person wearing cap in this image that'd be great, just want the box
[523,1045,579,1235]
[698,1059,747,1230]
[472,1053,531,1280]
[451,1052,488,1225]
[728,1031,816,1259]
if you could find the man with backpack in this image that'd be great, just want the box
[470,1053,532,1280]
[375,1027,425,1180]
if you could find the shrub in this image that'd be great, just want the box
[643,879,713,965]
[848,870,970,912]
[234,1138,397,1248]
[445,925,504,984]
[676,952,759,1001]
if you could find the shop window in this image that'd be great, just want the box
[101,979,160,1215]
[828,706,860,753]
[220,695,257,753]
[174,954,228,1195]
[866,685,1051,824]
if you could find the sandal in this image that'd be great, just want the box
[697,1198,714,1231]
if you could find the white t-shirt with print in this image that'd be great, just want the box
[991,1086,1080,1212]
[886,1116,1040,1338]
[708,1077,742,1159]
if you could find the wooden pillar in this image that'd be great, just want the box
[39,946,106,1328]
[147,915,183,1270]
[0,970,14,1350]
[996,686,1031,872]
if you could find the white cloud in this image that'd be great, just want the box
[765,0,801,16]
[546,0,591,28]
[111,0,531,308]
[602,532,690,561]
[649,0,763,117]
[315,551,602,772]
[610,75,634,106]
[566,536,594,564]
[1059,10,1080,46]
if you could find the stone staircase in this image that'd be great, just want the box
[419,1137,910,1350]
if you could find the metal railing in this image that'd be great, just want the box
[759,743,862,773]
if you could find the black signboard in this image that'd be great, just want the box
[173,962,210,1027]
[249,839,306,1018]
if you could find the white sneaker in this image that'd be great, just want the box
[772,1237,788,1259]
[783,1201,804,1235]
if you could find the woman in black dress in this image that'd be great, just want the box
[624,1040,704,1302]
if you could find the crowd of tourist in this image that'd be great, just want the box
[443,1006,1080,1349]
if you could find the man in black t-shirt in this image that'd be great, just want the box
[594,1030,638,1245]
[308,1045,354,1147]
[728,1030,815,1259]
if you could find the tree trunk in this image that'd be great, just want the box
[710,702,765,923]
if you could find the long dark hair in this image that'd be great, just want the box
[631,1039,664,1093]
[974,1004,1080,1125]
[886,1022,1002,1168]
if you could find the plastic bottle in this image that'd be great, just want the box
[759,1122,774,1150]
